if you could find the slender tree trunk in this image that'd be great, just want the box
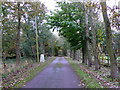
[82,47,85,63]
[89,7,99,70]
[72,50,74,59]
[73,50,76,60]
[84,52,88,65]
[67,49,70,57]
[84,6,92,67]
[35,15,39,62]
[100,1,118,78]
[81,30,87,64]
[75,50,77,60]
[87,45,92,67]
[52,43,54,56]
[0,3,2,77]
[83,40,87,65]
[77,50,80,61]
[70,49,72,58]
[16,2,21,65]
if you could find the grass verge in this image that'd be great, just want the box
[4,57,56,88]
[65,57,102,88]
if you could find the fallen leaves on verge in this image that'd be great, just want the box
[79,64,119,88]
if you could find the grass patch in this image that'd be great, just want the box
[9,57,56,88]
[65,57,102,88]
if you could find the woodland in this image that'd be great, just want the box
[1,0,120,88]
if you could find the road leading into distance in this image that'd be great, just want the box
[23,57,82,88]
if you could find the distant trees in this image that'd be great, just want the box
[48,2,85,60]
[48,1,119,78]
[2,2,57,64]
[2,1,119,78]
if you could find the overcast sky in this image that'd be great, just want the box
[40,0,120,11]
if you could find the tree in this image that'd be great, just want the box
[31,2,47,62]
[2,2,17,60]
[100,1,118,78]
[47,2,86,60]
[0,2,2,64]
[88,3,99,69]
[84,4,92,66]
[2,2,23,65]
[16,2,21,65]
[2,2,48,63]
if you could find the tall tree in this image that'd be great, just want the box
[0,2,2,64]
[88,5,99,70]
[35,15,39,62]
[16,2,21,65]
[47,2,86,60]
[100,1,118,78]
[84,4,92,66]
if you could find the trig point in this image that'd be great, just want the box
[40,54,45,62]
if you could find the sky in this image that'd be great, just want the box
[39,0,120,36]
[40,0,120,11]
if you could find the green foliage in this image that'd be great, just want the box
[47,2,86,50]
[97,29,105,44]
[2,2,58,61]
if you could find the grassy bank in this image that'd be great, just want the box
[65,57,102,88]
[2,57,56,88]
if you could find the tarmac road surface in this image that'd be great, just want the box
[23,57,82,88]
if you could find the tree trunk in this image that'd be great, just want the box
[16,2,21,66]
[77,50,80,61]
[35,15,39,62]
[82,35,88,64]
[73,50,76,60]
[0,3,2,75]
[75,50,77,60]
[70,49,72,58]
[100,1,118,78]
[84,6,92,67]
[67,49,70,57]
[89,7,99,70]
[81,31,87,64]
[82,47,85,63]
[51,41,54,56]
[71,50,74,59]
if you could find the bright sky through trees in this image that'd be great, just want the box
[39,0,120,36]
[40,0,119,11]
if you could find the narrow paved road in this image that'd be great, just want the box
[23,57,82,88]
